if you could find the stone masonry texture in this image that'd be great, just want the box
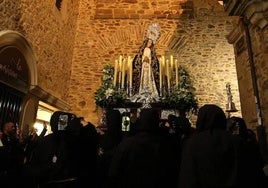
[1,0,242,127]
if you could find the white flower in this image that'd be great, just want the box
[105,88,114,99]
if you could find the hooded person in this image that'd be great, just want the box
[25,111,83,188]
[108,108,179,188]
[96,109,122,188]
[195,104,227,132]
[77,121,99,188]
[227,116,255,140]
[227,116,267,188]
[49,111,82,136]
[135,108,161,133]
[0,121,25,187]
[178,104,237,188]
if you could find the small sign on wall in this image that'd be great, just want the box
[0,45,29,92]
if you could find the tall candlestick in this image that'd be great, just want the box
[113,60,118,87]
[162,55,165,77]
[118,71,122,87]
[118,59,122,87]
[118,59,122,72]
[121,57,126,89]
[127,56,130,82]
[175,59,178,88]
[119,55,122,65]
[170,55,174,70]
[159,57,162,90]
[129,56,132,89]
[170,55,174,85]
[166,59,170,91]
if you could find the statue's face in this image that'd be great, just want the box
[147,39,153,47]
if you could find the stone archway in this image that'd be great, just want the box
[0,30,38,132]
[0,30,38,89]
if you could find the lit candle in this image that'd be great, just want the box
[166,59,170,91]
[175,59,178,88]
[128,56,132,88]
[118,71,122,86]
[162,55,165,77]
[118,60,122,85]
[113,60,118,87]
[127,56,130,77]
[119,54,123,87]
[121,57,126,89]
[119,55,122,65]
[159,57,162,89]
[170,55,174,70]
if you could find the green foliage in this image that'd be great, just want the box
[160,66,198,112]
[95,64,198,112]
[94,63,130,108]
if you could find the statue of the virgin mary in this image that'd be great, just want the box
[131,23,161,104]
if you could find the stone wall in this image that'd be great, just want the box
[258,29,268,129]
[223,0,268,161]
[70,0,241,125]
[0,0,241,127]
[0,0,21,31]
[249,24,268,129]
[0,0,79,101]
[225,0,268,131]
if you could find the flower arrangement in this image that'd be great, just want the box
[94,63,130,108]
[95,63,198,113]
[160,66,198,113]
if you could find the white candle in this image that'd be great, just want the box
[175,59,178,88]
[118,60,122,86]
[170,55,174,83]
[162,56,165,76]
[121,57,126,89]
[118,71,122,86]
[159,57,162,89]
[166,59,170,91]
[128,56,132,88]
[127,56,130,81]
[113,60,118,87]
[119,55,122,65]
[170,55,174,70]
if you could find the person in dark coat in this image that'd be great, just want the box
[108,108,179,188]
[24,111,86,188]
[0,121,25,187]
[76,121,99,188]
[96,109,122,188]
[178,104,236,188]
[227,116,267,188]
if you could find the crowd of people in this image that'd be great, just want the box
[0,104,268,188]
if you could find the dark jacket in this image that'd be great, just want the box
[178,104,237,188]
[108,109,179,188]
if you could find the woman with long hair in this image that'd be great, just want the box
[131,23,160,102]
